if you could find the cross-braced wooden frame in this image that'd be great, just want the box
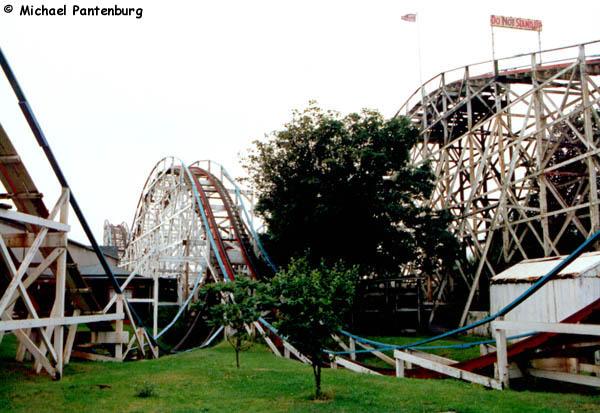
[397,41,600,325]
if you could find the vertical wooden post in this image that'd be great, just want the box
[153,275,159,339]
[395,358,405,378]
[284,346,290,359]
[531,54,551,255]
[15,328,31,361]
[63,309,80,364]
[115,298,123,360]
[579,45,599,233]
[349,337,356,361]
[53,189,69,379]
[494,318,509,390]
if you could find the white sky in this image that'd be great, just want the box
[0,0,598,244]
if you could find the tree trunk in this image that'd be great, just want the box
[313,364,321,399]
[235,336,241,368]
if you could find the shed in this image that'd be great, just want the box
[490,251,600,339]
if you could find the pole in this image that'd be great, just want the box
[538,31,542,64]
[416,13,424,86]
[491,25,496,62]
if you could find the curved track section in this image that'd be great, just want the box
[397,41,600,323]
[120,158,280,350]
[122,159,265,299]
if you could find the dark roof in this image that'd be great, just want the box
[79,263,131,276]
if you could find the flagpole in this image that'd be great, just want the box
[416,13,424,86]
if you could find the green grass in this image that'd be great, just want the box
[1,333,599,412]
[356,335,485,368]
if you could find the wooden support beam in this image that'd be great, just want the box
[0,313,125,331]
[253,321,282,357]
[282,341,312,365]
[0,209,69,232]
[332,356,381,375]
[70,350,122,363]
[527,368,600,387]
[495,319,510,389]
[1,233,67,248]
[394,349,503,390]
[63,309,80,365]
[492,320,600,336]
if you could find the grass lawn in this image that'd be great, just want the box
[1,333,599,412]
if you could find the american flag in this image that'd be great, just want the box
[401,13,417,22]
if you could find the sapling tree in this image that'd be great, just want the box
[195,275,271,368]
[268,257,358,399]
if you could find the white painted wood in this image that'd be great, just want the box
[527,368,600,387]
[2,313,55,376]
[63,309,80,365]
[0,313,125,331]
[396,358,405,378]
[54,194,68,378]
[408,349,456,366]
[0,209,70,232]
[349,337,356,361]
[354,340,395,366]
[102,246,156,313]
[493,320,600,336]
[334,356,381,376]
[90,331,129,344]
[253,321,282,357]
[114,298,123,361]
[282,341,312,365]
[495,320,510,389]
[394,350,503,390]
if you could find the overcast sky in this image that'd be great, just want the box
[0,0,598,244]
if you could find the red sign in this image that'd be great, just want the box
[490,15,542,32]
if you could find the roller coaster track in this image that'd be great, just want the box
[3,40,600,388]
[122,158,301,360]
[396,40,600,325]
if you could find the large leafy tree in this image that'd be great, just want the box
[268,257,358,399]
[243,103,458,276]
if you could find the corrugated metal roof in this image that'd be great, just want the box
[491,251,600,283]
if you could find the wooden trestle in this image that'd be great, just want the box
[397,41,600,325]
[0,123,129,378]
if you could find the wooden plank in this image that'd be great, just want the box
[394,350,503,390]
[0,209,69,232]
[333,356,382,376]
[408,349,456,366]
[0,313,125,331]
[527,368,600,387]
[282,341,312,365]
[493,320,600,336]
[354,340,395,366]
[70,350,121,363]
[396,358,405,378]
[253,321,281,357]
[579,363,600,375]
[90,331,129,344]
[495,321,510,389]
[63,309,80,365]
[2,314,55,376]
[1,233,67,248]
